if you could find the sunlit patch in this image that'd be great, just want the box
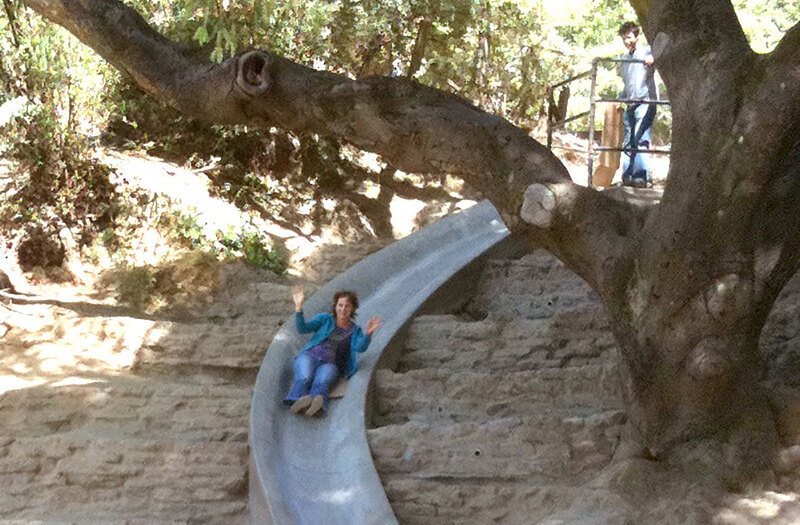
[541,0,589,25]
[317,487,355,504]
[37,343,71,373]
[362,181,380,199]
[51,377,105,388]
[0,376,46,395]
[11,362,30,374]
[389,196,426,238]
[733,492,799,519]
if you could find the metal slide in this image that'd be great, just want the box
[249,201,510,524]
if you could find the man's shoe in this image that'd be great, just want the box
[306,395,325,417]
[290,395,312,415]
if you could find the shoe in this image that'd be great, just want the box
[290,395,312,415]
[305,395,325,418]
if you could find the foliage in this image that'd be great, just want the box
[168,208,287,273]
[217,227,288,273]
[170,208,207,249]
[120,0,579,125]
[734,0,800,53]
[0,5,120,234]
[99,199,285,310]
[0,102,119,228]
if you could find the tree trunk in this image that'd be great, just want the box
[598,1,800,472]
[611,283,777,471]
[407,18,432,78]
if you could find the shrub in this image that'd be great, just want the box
[115,264,156,311]
[215,224,287,273]
[1,103,119,229]
[169,209,287,274]
[112,251,222,312]
[0,14,120,236]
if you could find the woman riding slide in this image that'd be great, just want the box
[283,286,382,417]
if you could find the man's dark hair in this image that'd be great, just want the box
[332,291,359,318]
[618,21,640,37]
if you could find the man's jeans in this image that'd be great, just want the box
[622,103,657,185]
[284,352,339,412]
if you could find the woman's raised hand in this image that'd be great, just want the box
[366,316,382,336]
[292,285,305,312]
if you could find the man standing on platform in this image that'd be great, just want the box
[618,21,658,187]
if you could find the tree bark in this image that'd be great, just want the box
[20,0,800,477]
[603,1,800,469]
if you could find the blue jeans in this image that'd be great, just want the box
[622,103,656,184]
[283,353,340,413]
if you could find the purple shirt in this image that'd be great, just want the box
[307,324,352,368]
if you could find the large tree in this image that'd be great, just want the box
[20,0,800,479]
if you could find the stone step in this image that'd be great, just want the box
[466,251,601,319]
[380,476,628,525]
[368,409,625,481]
[372,364,624,426]
[0,377,250,442]
[367,250,641,522]
[199,281,294,320]
[399,311,617,373]
[408,310,614,350]
[132,317,283,382]
[0,436,248,523]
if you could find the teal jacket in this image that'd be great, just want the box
[295,311,372,378]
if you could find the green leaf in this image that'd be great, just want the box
[194,25,209,46]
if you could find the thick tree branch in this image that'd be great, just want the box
[522,183,646,293]
[764,19,800,130]
[2,0,20,47]
[772,19,800,63]
[21,0,644,291]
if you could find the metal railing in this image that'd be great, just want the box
[546,57,671,186]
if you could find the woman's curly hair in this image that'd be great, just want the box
[331,290,359,318]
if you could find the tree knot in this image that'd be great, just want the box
[687,339,731,380]
[520,183,556,228]
[236,50,272,97]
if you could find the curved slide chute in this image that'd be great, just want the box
[249,201,510,524]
